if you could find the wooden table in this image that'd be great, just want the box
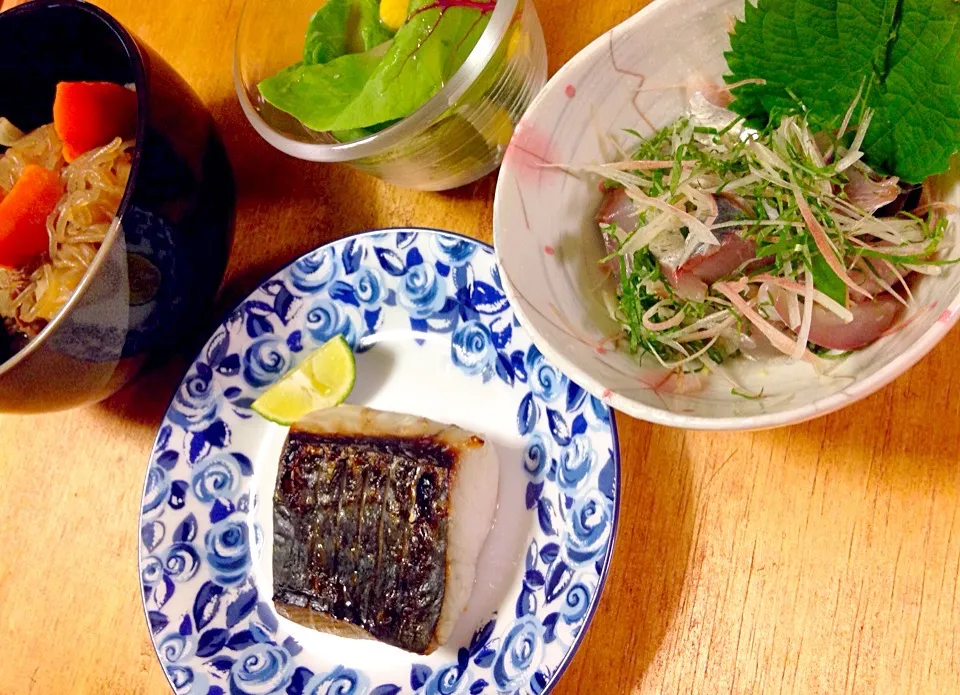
[1,0,959,692]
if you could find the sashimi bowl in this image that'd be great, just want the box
[492,0,960,430]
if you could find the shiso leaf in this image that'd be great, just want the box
[725,0,960,183]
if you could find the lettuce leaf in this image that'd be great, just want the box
[259,0,491,133]
[302,0,393,64]
[328,1,488,129]
[725,0,960,183]
[303,0,351,65]
[258,52,383,131]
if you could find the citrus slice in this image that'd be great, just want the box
[251,335,356,425]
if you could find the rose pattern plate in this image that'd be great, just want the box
[139,229,621,695]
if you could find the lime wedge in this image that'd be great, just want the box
[251,335,356,425]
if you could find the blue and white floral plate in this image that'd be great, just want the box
[139,229,621,695]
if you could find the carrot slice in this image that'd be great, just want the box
[53,81,138,163]
[0,165,62,268]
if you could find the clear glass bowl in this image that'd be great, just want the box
[235,0,547,191]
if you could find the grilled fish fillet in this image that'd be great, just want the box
[272,405,500,655]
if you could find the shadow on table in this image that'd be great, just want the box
[556,417,696,693]
[438,169,498,204]
[95,354,189,430]
[214,97,380,301]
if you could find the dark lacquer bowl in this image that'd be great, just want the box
[0,0,235,413]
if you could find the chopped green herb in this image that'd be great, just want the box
[732,388,764,400]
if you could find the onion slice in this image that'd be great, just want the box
[835,110,874,172]
[791,272,815,360]
[750,274,854,323]
[624,186,719,247]
[792,188,871,299]
[714,281,822,366]
[642,301,687,331]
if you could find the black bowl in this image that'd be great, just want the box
[0,0,235,413]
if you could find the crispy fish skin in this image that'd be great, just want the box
[272,406,498,655]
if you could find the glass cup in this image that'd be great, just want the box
[235,0,547,191]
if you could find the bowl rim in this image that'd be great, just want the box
[492,0,960,431]
[0,0,149,379]
[232,0,523,162]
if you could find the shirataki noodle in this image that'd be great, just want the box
[0,123,133,337]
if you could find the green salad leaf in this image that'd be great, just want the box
[259,0,491,133]
[303,0,351,64]
[303,0,394,64]
[352,0,395,53]
[329,0,489,129]
[259,52,383,131]
[725,0,960,183]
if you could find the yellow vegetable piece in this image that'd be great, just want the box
[379,0,410,32]
[479,106,515,149]
[506,27,528,58]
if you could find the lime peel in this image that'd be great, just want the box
[251,335,356,425]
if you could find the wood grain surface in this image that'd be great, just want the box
[1,0,958,693]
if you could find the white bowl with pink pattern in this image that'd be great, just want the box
[492,0,960,430]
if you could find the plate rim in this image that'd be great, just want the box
[137,226,622,695]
